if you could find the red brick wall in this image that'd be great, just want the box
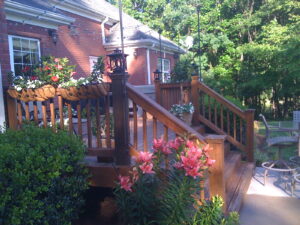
[0,0,11,86]
[127,48,148,85]
[4,12,107,81]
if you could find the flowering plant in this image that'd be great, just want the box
[170,102,195,118]
[114,137,217,225]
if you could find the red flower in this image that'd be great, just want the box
[44,65,50,71]
[31,76,38,80]
[51,76,59,82]
[22,66,30,73]
[70,71,77,76]
[153,138,166,152]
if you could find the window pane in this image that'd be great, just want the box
[21,39,30,52]
[31,53,39,64]
[13,51,22,63]
[23,52,31,64]
[14,64,22,76]
[13,38,21,51]
[157,58,162,71]
[163,59,170,72]
[29,40,38,52]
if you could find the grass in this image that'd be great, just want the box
[254,120,299,165]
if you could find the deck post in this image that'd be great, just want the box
[110,71,130,165]
[245,109,255,162]
[154,79,161,105]
[5,93,17,129]
[191,76,200,125]
[205,134,226,211]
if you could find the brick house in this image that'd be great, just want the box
[0,0,184,126]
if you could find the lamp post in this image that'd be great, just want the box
[158,29,163,82]
[153,69,162,81]
[107,48,130,165]
[196,5,202,81]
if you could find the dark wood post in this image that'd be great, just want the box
[5,93,17,129]
[245,109,255,162]
[191,76,200,125]
[154,79,161,105]
[205,134,226,211]
[110,72,130,165]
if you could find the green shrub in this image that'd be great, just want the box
[0,124,89,225]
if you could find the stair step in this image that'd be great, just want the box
[224,152,242,203]
[226,162,255,212]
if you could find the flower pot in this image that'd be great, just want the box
[182,112,193,126]
[59,84,108,101]
[7,85,56,102]
[58,86,81,101]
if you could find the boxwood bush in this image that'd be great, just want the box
[0,124,89,225]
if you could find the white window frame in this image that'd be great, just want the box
[89,56,99,73]
[0,64,5,130]
[8,35,41,75]
[157,58,171,82]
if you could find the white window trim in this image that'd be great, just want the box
[158,58,171,82]
[8,35,41,74]
[0,64,6,130]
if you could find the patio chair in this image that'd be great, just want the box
[259,114,299,186]
[259,114,298,149]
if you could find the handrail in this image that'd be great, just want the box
[196,82,246,120]
[126,83,207,144]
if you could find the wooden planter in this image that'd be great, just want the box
[181,112,193,126]
[7,85,56,102]
[58,83,108,101]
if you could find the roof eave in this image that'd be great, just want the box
[104,39,186,54]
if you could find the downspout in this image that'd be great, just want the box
[146,48,151,84]
[101,17,109,45]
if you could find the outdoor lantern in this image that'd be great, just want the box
[153,69,162,81]
[107,48,128,73]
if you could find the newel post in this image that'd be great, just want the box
[205,135,226,211]
[191,76,200,125]
[245,109,255,162]
[154,79,161,105]
[108,49,130,165]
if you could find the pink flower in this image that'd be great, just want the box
[70,71,77,76]
[206,158,215,167]
[130,167,139,183]
[173,162,183,169]
[118,175,133,192]
[55,64,63,70]
[139,162,155,174]
[54,58,60,63]
[153,138,165,152]
[168,137,183,151]
[161,146,172,155]
[134,151,154,164]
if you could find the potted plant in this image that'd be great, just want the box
[170,102,195,125]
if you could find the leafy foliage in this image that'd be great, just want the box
[109,0,300,119]
[0,124,89,225]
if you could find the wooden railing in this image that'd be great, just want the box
[191,77,255,162]
[127,83,226,207]
[5,87,114,155]
[154,80,191,110]
[154,77,255,162]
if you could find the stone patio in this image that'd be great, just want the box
[240,167,300,225]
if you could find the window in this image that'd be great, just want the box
[9,36,40,76]
[157,58,170,82]
[89,56,99,73]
